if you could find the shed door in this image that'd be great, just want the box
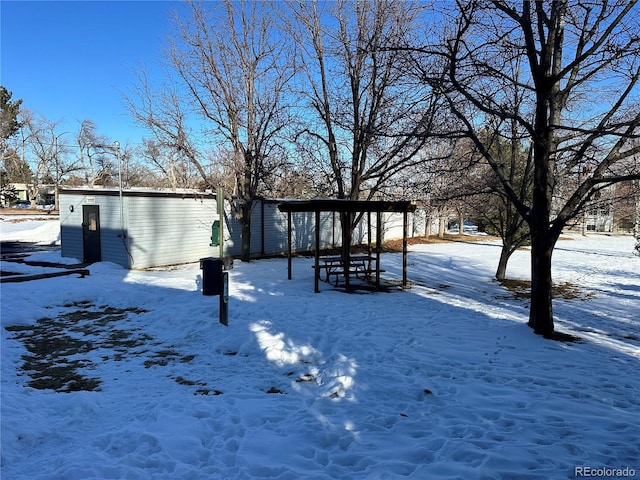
[82,205,101,263]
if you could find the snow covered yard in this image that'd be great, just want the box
[1,217,639,479]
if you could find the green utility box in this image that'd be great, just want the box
[211,220,220,247]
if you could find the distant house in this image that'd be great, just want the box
[564,182,637,234]
[58,187,426,269]
[3,183,56,207]
[8,183,30,203]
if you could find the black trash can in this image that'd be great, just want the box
[200,257,222,296]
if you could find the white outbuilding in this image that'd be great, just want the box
[58,188,223,268]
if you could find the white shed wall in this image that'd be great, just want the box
[58,193,83,261]
[127,196,218,269]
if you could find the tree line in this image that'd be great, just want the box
[2,0,639,338]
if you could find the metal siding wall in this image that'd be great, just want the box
[287,211,338,252]
[250,203,263,256]
[291,211,314,251]
[224,200,288,258]
[58,194,83,261]
[320,212,337,248]
[352,214,369,244]
[262,202,288,256]
[127,196,218,269]
[382,212,405,241]
[223,203,242,258]
[99,195,130,268]
[381,210,424,239]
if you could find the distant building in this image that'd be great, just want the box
[4,183,55,206]
[565,182,637,234]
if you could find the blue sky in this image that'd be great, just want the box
[1,0,183,146]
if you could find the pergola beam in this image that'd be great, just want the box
[278,199,417,214]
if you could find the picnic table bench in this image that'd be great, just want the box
[314,255,380,286]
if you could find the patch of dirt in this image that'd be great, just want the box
[143,349,194,368]
[5,302,227,396]
[497,279,593,300]
[5,303,150,393]
[384,234,500,252]
[266,386,284,394]
[195,388,223,396]
[173,375,222,396]
[545,330,583,343]
[174,376,197,386]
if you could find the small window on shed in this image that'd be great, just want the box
[88,213,98,231]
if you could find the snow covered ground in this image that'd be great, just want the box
[1,216,639,479]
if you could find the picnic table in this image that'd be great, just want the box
[315,254,379,286]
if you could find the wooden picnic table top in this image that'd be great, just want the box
[319,254,374,263]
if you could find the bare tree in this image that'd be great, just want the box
[168,0,295,261]
[76,119,113,186]
[21,112,80,208]
[127,67,207,184]
[136,138,201,190]
[412,0,640,337]
[469,125,534,280]
[128,0,295,261]
[286,0,443,208]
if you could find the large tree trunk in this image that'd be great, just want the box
[240,201,253,263]
[527,227,557,337]
[495,245,511,280]
[424,212,431,238]
[635,178,640,256]
[438,217,446,238]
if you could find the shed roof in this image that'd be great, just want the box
[58,187,217,200]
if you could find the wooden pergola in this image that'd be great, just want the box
[277,199,417,292]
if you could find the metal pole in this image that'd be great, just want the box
[217,187,228,326]
[287,211,292,280]
[343,211,351,291]
[217,187,224,261]
[376,211,382,289]
[315,210,320,293]
[114,141,125,239]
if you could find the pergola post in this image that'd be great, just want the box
[367,211,372,257]
[315,210,320,293]
[341,211,351,291]
[376,211,382,289]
